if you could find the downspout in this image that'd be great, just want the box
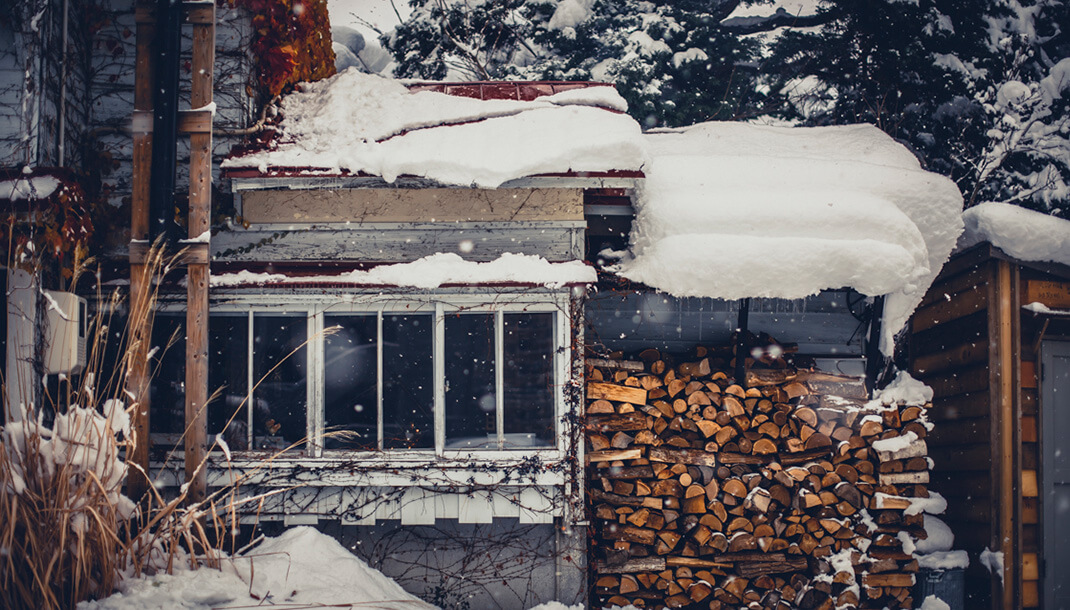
[57,0,68,166]
[864,295,885,394]
[734,298,751,387]
[149,0,181,241]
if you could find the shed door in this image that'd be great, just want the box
[1042,341,1070,610]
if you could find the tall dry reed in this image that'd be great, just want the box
[0,244,222,609]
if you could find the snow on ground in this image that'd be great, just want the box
[80,526,435,610]
[615,122,963,354]
[206,252,596,288]
[959,201,1070,267]
[223,71,646,188]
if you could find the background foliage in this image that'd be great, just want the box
[381,0,1070,216]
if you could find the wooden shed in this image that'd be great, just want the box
[910,239,1070,610]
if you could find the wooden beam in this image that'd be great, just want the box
[990,258,1020,610]
[176,109,213,135]
[184,9,215,506]
[126,0,156,505]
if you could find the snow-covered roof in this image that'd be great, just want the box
[225,76,967,354]
[959,201,1070,268]
[222,71,646,188]
[613,122,964,354]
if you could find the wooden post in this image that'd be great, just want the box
[184,2,215,506]
[126,0,156,503]
[990,259,1020,610]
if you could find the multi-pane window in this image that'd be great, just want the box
[151,297,565,456]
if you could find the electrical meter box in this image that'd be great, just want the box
[44,291,87,375]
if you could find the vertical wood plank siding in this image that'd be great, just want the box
[910,252,995,609]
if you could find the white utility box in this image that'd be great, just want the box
[44,291,87,374]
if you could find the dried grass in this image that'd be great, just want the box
[0,242,344,609]
[0,244,227,609]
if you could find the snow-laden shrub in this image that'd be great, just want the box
[0,397,136,609]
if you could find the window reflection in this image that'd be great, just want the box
[503,313,555,448]
[324,315,377,450]
[445,314,496,449]
[252,316,306,450]
[209,315,248,450]
[382,314,433,449]
[149,314,185,438]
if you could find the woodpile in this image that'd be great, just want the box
[586,342,934,610]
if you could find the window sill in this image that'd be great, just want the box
[150,449,571,488]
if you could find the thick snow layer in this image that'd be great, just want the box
[224,71,645,188]
[80,527,434,610]
[1025,302,1070,315]
[77,565,250,610]
[873,371,934,406]
[615,122,963,354]
[209,253,595,288]
[232,527,433,607]
[960,202,1070,267]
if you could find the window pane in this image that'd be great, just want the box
[324,315,377,450]
[209,315,248,450]
[252,315,307,450]
[382,314,433,449]
[149,314,185,437]
[502,313,555,448]
[444,314,496,450]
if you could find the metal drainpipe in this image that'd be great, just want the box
[148,0,181,242]
[864,296,886,394]
[57,0,68,166]
[734,298,751,387]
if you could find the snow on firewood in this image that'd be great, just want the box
[872,371,934,407]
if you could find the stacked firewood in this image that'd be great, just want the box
[586,343,933,610]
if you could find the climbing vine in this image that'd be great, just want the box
[0,169,96,279]
[227,0,336,99]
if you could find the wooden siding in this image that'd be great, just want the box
[238,187,585,224]
[211,221,585,263]
[910,250,996,610]
[1018,268,1070,609]
[90,1,255,207]
[912,246,1070,610]
[1,0,93,169]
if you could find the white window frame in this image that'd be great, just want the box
[156,290,572,463]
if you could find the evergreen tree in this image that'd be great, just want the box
[384,0,768,127]
[761,0,1070,214]
[380,0,1070,212]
